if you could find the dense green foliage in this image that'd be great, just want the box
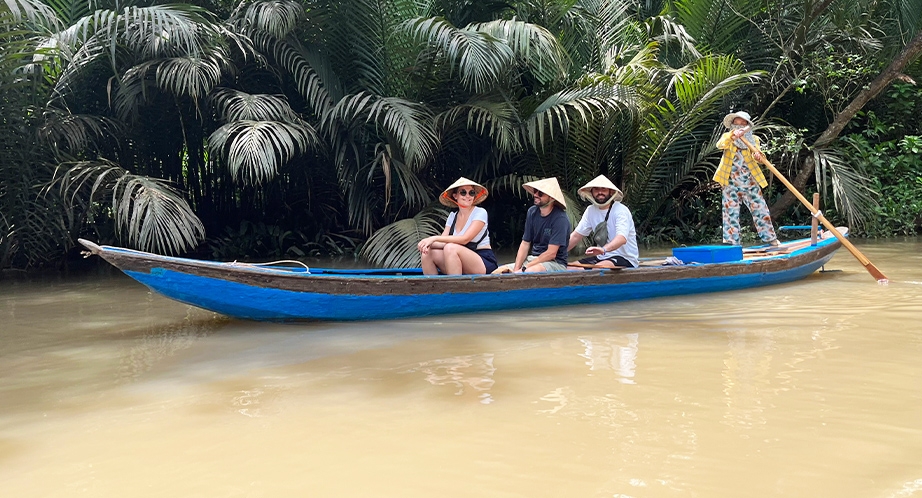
[1,0,921,269]
[841,82,922,236]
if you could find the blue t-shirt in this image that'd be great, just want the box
[522,205,570,265]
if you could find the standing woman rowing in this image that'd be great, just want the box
[417,177,499,275]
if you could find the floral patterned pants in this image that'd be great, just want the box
[721,159,777,245]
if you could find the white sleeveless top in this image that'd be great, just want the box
[445,207,491,249]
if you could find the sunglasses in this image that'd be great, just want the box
[533,190,547,197]
[456,189,477,197]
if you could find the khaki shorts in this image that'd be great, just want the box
[524,255,568,272]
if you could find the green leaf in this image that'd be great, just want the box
[361,207,447,268]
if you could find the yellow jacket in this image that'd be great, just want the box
[713,132,768,188]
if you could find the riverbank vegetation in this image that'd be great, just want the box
[2,0,921,269]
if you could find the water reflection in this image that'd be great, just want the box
[894,479,922,497]
[721,329,775,430]
[118,309,221,383]
[578,333,639,384]
[230,385,288,418]
[0,274,227,420]
[404,353,496,404]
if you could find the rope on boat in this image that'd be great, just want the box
[230,260,311,272]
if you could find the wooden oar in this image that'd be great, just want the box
[738,135,888,283]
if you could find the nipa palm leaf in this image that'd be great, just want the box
[361,207,447,268]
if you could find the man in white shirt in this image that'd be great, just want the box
[566,175,639,268]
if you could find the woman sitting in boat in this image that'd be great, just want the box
[417,178,499,275]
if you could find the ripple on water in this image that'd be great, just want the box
[892,479,922,497]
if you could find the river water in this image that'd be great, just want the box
[1,239,921,497]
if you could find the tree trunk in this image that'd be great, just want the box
[770,29,922,215]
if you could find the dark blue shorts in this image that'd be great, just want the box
[476,248,499,274]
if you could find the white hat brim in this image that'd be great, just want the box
[439,177,488,207]
[723,111,753,128]
[577,175,624,203]
[523,177,567,210]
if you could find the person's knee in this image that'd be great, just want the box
[443,243,463,257]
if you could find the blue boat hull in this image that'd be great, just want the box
[80,237,840,321]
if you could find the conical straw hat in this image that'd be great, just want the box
[439,177,489,207]
[577,175,624,203]
[722,110,753,128]
[523,177,567,210]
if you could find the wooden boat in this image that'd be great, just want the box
[78,231,842,321]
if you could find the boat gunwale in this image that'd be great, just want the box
[79,237,841,297]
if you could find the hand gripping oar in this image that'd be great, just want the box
[738,134,888,283]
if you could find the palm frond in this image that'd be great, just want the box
[209,120,320,184]
[435,97,522,156]
[46,34,106,104]
[360,207,447,268]
[326,92,438,170]
[339,0,402,96]
[53,160,205,254]
[38,109,121,153]
[3,0,61,28]
[402,16,514,93]
[668,55,755,109]
[115,4,218,59]
[57,5,212,58]
[565,111,633,185]
[571,0,636,72]
[49,5,221,105]
[472,19,570,86]
[523,83,638,151]
[250,31,333,117]
[210,88,300,122]
[111,173,205,255]
[110,53,230,124]
[240,0,304,39]
[375,143,432,209]
[624,55,763,223]
[39,0,89,26]
[644,15,701,63]
[593,40,664,97]
[154,51,229,100]
[341,168,378,236]
[672,0,760,55]
[812,146,878,228]
[895,0,922,41]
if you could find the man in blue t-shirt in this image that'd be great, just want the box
[494,177,571,273]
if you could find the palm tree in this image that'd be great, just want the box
[9,0,910,270]
[362,4,645,266]
[361,0,762,266]
[1,0,75,268]
[19,0,233,255]
[664,0,922,228]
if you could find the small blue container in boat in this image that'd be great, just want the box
[672,245,743,263]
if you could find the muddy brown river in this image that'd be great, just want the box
[1,238,921,497]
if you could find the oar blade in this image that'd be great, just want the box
[864,262,889,284]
